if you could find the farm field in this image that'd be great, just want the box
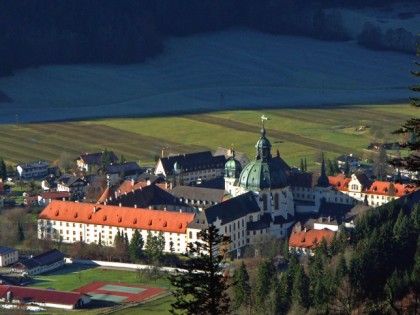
[0,104,412,170]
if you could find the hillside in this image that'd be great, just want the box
[0,30,415,124]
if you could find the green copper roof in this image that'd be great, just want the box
[238,125,289,191]
[239,159,289,190]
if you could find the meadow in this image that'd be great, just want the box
[0,104,412,171]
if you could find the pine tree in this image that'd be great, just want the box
[255,259,276,313]
[169,225,231,315]
[232,261,251,311]
[129,229,144,262]
[300,159,304,172]
[391,44,420,176]
[292,264,310,309]
[0,157,6,180]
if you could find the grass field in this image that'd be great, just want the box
[0,104,412,171]
[22,264,173,315]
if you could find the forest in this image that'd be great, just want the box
[0,0,417,77]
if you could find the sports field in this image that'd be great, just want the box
[74,282,165,303]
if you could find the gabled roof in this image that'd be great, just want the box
[56,174,85,187]
[17,161,49,169]
[77,151,118,165]
[203,192,261,226]
[102,183,187,209]
[170,186,225,205]
[289,227,335,249]
[39,200,195,234]
[328,174,350,191]
[0,246,17,255]
[0,285,86,306]
[105,162,142,175]
[158,151,226,176]
[13,249,64,270]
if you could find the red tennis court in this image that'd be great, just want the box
[74,282,165,303]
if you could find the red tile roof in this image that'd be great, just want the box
[328,174,350,191]
[328,174,417,197]
[39,200,195,233]
[289,228,335,249]
[0,285,85,306]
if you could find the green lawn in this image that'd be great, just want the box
[0,104,411,170]
[22,264,172,315]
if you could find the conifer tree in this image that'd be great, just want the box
[129,229,144,262]
[391,44,420,176]
[0,157,6,180]
[232,261,251,311]
[169,225,231,315]
[292,264,310,309]
[255,259,276,313]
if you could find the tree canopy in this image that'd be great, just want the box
[169,225,231,315]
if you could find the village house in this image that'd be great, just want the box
[105,161,142,185]
[289,222,335,256]
[0,247,18,267]
[76,151,118,172]
[328,173,417,207]
[16,161,49,179]
[56,174,87,200]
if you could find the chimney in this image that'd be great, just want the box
[93,206,97,212]
[179,209,182,213]
[147,179,151,186]
[119,203,122,207]
[328,216,331,223]
[131,178,134,187]
[134,204,137,208]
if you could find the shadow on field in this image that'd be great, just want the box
[41,263,97,276]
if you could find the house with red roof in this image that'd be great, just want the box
[0,285,91,310]
[328,173,418,207]
[38,200,195,253]
[289,222,335,256]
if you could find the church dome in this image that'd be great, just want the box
[225,150,242,179]
[239,125,289,191]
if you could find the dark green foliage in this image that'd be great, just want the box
[300,158,305,172]
[292,264,310,309]
[255,259,277,312]
[145,231,165,264]
[391,44,420,174]
[169,225,231,315]
[326,158,335,176]
[0,157,6,180]
[129,229,144,263]
[343,161,350,177]
[232,261,251,311]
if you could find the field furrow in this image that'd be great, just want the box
[184,114,363,156]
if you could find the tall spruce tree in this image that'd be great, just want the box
[255,259,277,313]
[129,229,144,262]
[169,225,231,315]
[391,44,420,177]
[232,261,251,311]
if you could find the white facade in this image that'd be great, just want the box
[16,161,49,179]
[38,219,190,254]
[0,248,18,267]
